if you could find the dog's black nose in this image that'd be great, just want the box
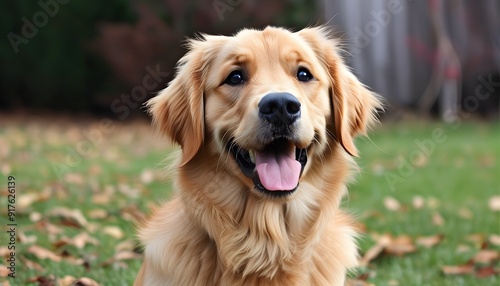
[258,92,301,126]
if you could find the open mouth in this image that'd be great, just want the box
[227,138,308,196]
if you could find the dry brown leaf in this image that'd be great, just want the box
[101,250,141,267]
[1,164,11,176]
[416,234,444,248]
[412,196,424,209]
[102,226,124,239]
[140,169,155,184]
[87,209,108,219]
[432,212,445,226]
[47,207,88,228]
[359,234,392,266]
[0,265,9,277]
[489,234,500,246]
[385,235,417,256]
[58,275,77,286]
[120,205,146,223]
[54,232,99,250]
[64,173,85,185]
[456,244,471,253]
[73,277,101,286]
[30,212,42,222]
[384,197,401,212]
[115,240,137,252]
[473,249,499,264]
[345,280,375,286]
[0,247,11,257]
[28,245,62,262]
[18,231,37,244]
[92,193,111,205]
[475,266,500,278]
[26,275,56,285]
[441,264,474,275]
[118,184,141,198]
[466,234,485,247]
[388,280,399,286]
[18,193,42,209]
[20,257,44,272]
[489,196,500,211]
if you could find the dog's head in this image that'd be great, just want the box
[148,26,381,198]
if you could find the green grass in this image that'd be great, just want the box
[0,117,498,285]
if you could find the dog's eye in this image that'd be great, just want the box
[297,67,313,82]
[224,70,244,86]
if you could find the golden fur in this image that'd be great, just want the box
[135,26,381,286]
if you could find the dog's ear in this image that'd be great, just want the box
[147,36,218,165]
[298,27,382,157]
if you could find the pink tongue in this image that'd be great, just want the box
[255,148,301,191]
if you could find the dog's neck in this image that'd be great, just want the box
[177,148,352,279]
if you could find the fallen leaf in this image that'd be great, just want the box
[384,197,401,212]
[47,207,88,228]
[64,173,85,185]
[466,234,485,247]
[101,251,141,267]
[115,240,137,252]
[0,265,9,277]
[18,231,37,244]
[416,234,444,248]
[412,196,424,209]
[58,275,77,286]
[388,280,399,286]
[73,277,101,286]
[441,264,474,275]
[53,232,99,249]
[28,245,62,262]
[27,275,57,286]
[456,244,471,253]
[359,234,392,266]
[91,193,111,204]
[20,257,44,272]
[489,196,500,211]
[102,226,124,239]
[88,209,108,219]
[140,169,155,184]
[385,235,416,256]
[475,266,500,278]
[29,212,42,222]
[120,205,146,223]
[489,234,500,246]
[18,193,42,209]
[118,184,141,198]
[432,212,445,226]
[473,249,499,264]
[345,280,375,286]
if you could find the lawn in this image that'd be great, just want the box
[0,115,498,286]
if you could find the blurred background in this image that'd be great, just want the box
[1,0,498,119]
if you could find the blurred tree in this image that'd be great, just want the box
[0,0,319,114]
[0,0,137,112]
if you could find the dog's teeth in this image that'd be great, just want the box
[249,150,255,163]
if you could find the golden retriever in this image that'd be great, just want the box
[135,26,381,286]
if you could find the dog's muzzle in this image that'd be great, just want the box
[227,92,308,197]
